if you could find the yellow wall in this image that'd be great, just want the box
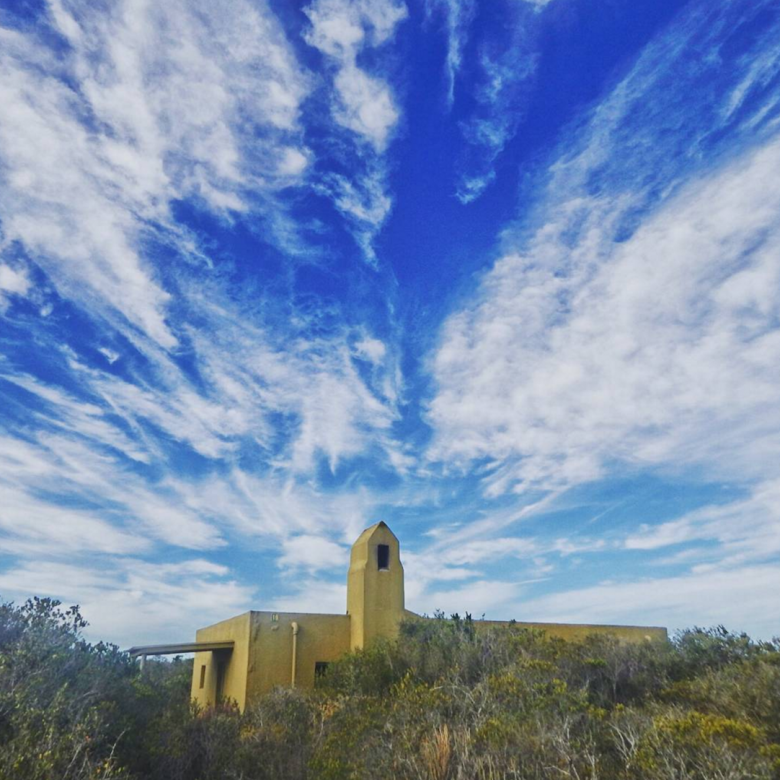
[347,521,404,650]
[475,619,668,643]
[191,612,251,710]
[246,611,351,699]
[191,610,352,709]
[402,611,667,643]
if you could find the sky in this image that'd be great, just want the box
[1,0,779,648]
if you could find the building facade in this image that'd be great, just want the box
[183,522,667,711]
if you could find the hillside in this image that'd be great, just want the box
[1,598,778,780]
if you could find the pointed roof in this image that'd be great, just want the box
[352,521,397,546]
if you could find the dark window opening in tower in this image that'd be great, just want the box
[377,544,390,570]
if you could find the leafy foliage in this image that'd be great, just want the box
[1,600,778,779]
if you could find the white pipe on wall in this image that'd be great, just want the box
[290,622,299,687]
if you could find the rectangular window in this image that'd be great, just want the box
[315,661,329,679]
[377,544,390,570]
[199,664,206,689]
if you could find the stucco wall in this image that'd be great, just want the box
[474,619,668,642]
[246,611,352,699]
[191,612,251,710]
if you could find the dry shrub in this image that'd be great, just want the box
[421,723,451,780]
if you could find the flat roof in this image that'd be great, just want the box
[127,640,235,657]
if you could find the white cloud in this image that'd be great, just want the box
[399,511,604,608]
[2,372,151,463]
[423,1,780,622]
[521,564,780,639]
[3,0,777,649]
[318,165,394,266]
[269,578,348,615]
[425,0,476,106]
[0,431,223,552]
[435,536,538,566]
[304,0,407,150]
[178,469,382,545]
[277,147,311,177]
[0,1,414,628]
[354,336,387,364]
[0,483,149,557]
[0,261,405,570]
[0,0,310,346]
[0,398,400,560]
[43,289,403,475]
[431,134,780,494]
[453,3,541,202]
[97,347,120,365]
[278,534,350,573]
[429,0,780,497]
[0,558,255,648]
[415,579,526,618]
[625,480,780,568]
[0,263,30,301]
[332,65,400,150]
[304,0,406,262]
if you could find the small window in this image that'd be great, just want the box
[199,664,206,689]
[315,661,329,679]
[377,544,390,570]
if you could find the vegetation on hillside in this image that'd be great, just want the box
[1,598,779,779]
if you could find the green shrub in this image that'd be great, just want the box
[1,598,778,780]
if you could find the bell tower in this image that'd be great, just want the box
[347,522,405,650]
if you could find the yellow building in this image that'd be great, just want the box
[129,522,667,710]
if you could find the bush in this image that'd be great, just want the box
[0,598,191,780]
[1,600,778,779]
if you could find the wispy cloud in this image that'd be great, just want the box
[278,534,350,574]
[417,578,526,618]
[304,0,407,151]
[1,0,779,646]
[521,564,780,638]
[0,0,413,649]
[0,483,149,558]
[0,311,404,551]
[429,0,780,496]
[424,0,477,106]
[0,0,408,560]
[401,514,605,613]
[0,430,223,551]
[304,0,407,263]
[419,0,780,636]
[0,262,30,306]
[0,558,255,648]
[453,1,544,202]
[268,578,348,616]
[625,480,780,569]
[0,0,311,346]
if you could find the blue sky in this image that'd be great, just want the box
[1,0,780,647]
